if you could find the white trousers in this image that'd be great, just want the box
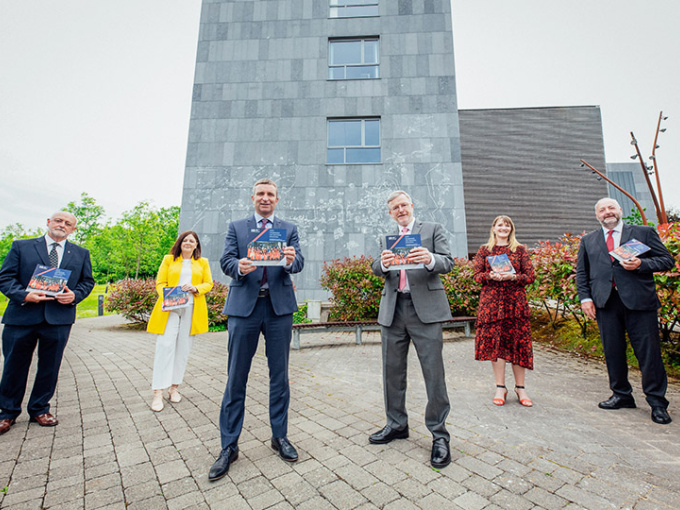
[152,305,194,390]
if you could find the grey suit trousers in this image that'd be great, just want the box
[382,293,450,441]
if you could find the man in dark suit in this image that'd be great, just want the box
[209,178,304,481]
[369,190,454,468]
[0,211,95,435]
[576,198,674,424]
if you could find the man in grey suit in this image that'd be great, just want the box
[576,197,674,424]
[369,190,454,468]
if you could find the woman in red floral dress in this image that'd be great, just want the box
[473,216,535,407]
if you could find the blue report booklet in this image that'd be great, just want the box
[386,233,423,270]
[609,238,650,263]
[487,253,515,274]
[248,228,287,266]
[26,264,71,296]
[162,286,191,311]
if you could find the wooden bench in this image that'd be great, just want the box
[291,316,476,350]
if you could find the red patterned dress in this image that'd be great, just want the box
[473,244,536,369]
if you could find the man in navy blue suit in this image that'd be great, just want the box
[0,211,94,435]
[577,198,674,425]
[209,179,304,481]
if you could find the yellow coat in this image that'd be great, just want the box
[146,255,214,336]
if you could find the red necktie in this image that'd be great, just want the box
[606,230,615,261]
[398,227,408,291]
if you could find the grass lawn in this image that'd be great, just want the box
[0,284,111,320]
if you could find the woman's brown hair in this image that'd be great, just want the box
[170,230,202,260]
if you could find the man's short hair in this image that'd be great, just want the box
[386,190,412,205]
[253,178,278,197]
[594,197,621,212]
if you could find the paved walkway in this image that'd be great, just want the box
[0,315,678,510]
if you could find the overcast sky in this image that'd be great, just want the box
[1,0,677,231]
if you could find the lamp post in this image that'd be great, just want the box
[629,110,668,225]
[630,132,663,223]
[650,111,668,224]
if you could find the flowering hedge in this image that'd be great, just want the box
[205,281,229,328]
[319,256,383,321]
[656,223,680,361]
[526,233,588,335]
[525,224,680,368]
[105,278,157,323]
[105,278,230,329]
[320,255,481,320]
[441,258,480,316]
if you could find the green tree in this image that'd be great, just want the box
[0,223,44,263]
[120,203,179,279]
[63,192,105,245]
[85,203,179,283]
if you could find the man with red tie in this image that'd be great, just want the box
[576,198,674,424]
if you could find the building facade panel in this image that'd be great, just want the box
[459,106,609,251]
[181,0,467,300]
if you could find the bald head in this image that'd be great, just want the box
[46,211,78,242]
[594,198,623,229]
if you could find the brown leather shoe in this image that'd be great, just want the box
[29,413,59,427]
[0,418,16,435]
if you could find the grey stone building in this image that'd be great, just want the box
[179,0,467,301]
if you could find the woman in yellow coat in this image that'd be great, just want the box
[147,231,213,411]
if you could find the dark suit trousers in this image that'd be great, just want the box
[219,295,293,450]
[0,323,71,420]
[381,294,450,441]
[596,289,668,408]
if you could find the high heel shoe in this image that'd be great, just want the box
[515,385,533,407]
[493,385,508,406]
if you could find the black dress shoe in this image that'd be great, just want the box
[271,437,298,462]
[208,445,239,482]
[431,438,451,469]
[369,425,409,444]
[598,395,636,410]
[651,407,672,425]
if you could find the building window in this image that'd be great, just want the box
[329,38,379,80]
[330,0,379,18]
[327,118,381,164]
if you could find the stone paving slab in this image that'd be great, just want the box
[0,315,678,509]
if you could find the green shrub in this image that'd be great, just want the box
[441,258,480,316]
[105,278,157,323]
[294,303,312,324]
[205,281,229,329]
[320,255,481,320]
[320,256,383,321]
[106,278,230,329]
[527,233,590,336]
[656,222,680,368]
